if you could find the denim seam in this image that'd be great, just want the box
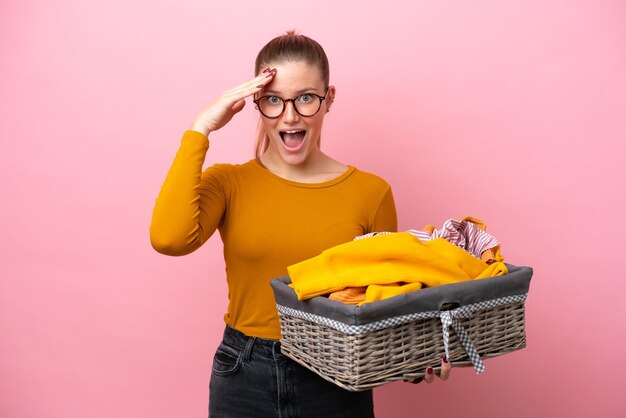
[273,345,282,418]
[211,346,242,377]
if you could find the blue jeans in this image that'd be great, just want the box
[209,325,375,418]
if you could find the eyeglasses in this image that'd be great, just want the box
[253,90,328,119]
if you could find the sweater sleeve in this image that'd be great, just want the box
[149,130,226,256]
[369,185,398,233]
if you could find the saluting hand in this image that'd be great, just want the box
[190,67,276,136]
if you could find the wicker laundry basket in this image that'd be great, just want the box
[270,263,533,391]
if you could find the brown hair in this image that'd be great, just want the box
[253,30,330,160]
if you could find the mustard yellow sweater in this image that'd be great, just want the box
[149,130,398,339]
[287,232,508,302]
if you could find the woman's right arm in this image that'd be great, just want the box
[149,130,216,256]
[149,68,276,256]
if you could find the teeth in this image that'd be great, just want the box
[282,130,305,134]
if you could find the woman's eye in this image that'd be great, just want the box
[298,94,312,103]
[267,96,281,105]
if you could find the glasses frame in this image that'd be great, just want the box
[253,89,329,119]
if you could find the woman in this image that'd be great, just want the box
[150,31,451,418]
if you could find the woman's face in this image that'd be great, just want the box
[256,60,335,168]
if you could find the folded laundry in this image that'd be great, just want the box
[324,217,507,304]
[354,216,503,265]
[420,216,503,264]
[328,286,368,304]
[287,232,508,302]
[328,283,425,305]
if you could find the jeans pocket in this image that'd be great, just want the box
[211,342,242,377]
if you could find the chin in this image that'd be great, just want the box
[279,151,310,167]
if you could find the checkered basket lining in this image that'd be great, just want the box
[276,293,527,391]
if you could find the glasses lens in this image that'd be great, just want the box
[258,96,284,118]
[294,94,322,116]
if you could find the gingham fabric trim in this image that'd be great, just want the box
[276,293,526,374]
[441,310,484,373]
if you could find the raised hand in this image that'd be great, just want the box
[190,67,276,136]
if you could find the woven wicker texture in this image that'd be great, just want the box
[278,301,526,391]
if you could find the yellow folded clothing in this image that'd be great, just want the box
[328,283,424,305]
[328,286,368,304]
[363,282,424,304]
[287,232,508,302]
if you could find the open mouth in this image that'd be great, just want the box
[279,129,307,151]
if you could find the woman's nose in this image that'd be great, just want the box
[282,100,300,123]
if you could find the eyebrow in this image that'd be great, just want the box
[262,88,322,95]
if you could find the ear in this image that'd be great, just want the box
[326,85,336,112]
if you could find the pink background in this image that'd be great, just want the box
[1,1,625,417]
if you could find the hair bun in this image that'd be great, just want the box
[285,29,299,36]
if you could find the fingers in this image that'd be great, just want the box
[403,355,452,386]
[255,67,276,92]
[423,367,435,383]
[230,98,246,113]
[223,68,276,103]
[439,354,452,381]
[424,355,451,384]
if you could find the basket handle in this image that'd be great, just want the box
[439,301,460,311]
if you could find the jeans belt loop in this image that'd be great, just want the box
[242,336,256,363]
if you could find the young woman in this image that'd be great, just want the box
[150,31,451,418]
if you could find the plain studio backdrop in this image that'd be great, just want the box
[1,1,624,417]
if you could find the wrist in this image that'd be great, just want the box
[189,123,211,137]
